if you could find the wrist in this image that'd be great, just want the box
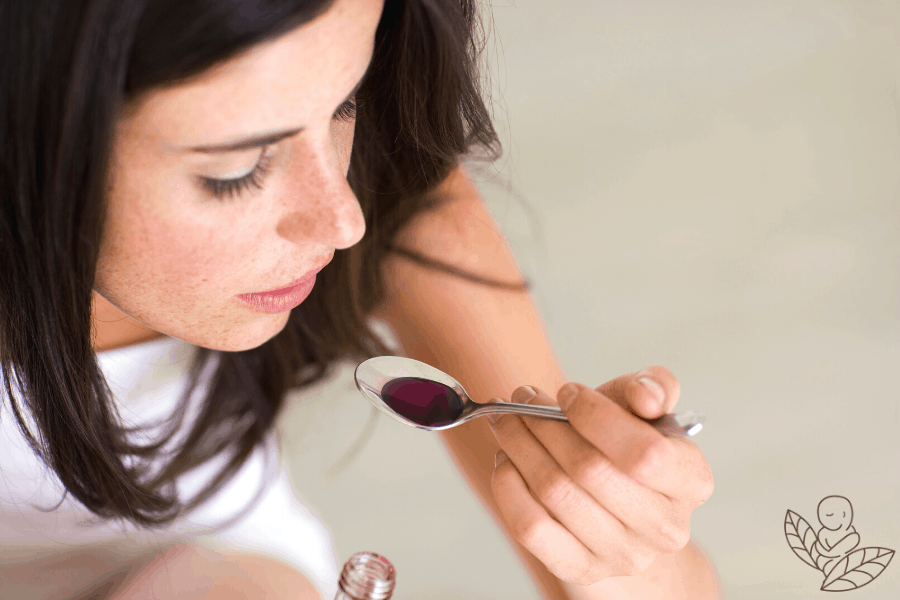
[557,540,723,600]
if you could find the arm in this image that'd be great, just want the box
[371,165,722,599]
[827,532,860,557]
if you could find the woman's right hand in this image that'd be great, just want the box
[488,367,715,585]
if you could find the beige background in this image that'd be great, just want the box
[279,1,900,598]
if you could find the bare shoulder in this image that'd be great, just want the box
[372,164,528,323]
[108,543,321,600]
[380,164,525,283]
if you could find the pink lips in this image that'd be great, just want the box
[237,261,329,314]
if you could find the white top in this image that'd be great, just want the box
[0,335,341,599]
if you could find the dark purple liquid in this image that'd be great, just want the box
[380,377,464,427]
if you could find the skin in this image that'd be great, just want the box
[489,377,715,589]
[93,0,384,353]
[107,544,321,599]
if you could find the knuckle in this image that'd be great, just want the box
[534,472,579,508]
[514,516,549,550]
[629,438,669,481]
[573,453,617,488]
[658,518,691,553]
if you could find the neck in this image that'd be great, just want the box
[91,291,166,352]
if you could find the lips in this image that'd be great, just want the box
[251,255,332,295]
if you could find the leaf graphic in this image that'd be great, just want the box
[784,510,819,569]
[821,547,894,591]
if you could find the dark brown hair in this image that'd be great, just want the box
[0,0,529,528]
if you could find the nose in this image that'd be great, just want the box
[275,133,366,250]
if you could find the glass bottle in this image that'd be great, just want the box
[334,551,396,600]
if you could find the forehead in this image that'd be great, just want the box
[118,0,382,153]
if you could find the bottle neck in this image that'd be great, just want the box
[334,552,396,600]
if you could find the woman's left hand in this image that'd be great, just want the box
[487,366,714,585]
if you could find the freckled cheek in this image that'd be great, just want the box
[132,235,206,300]
[128,212,257,305]
[101,167,268,314]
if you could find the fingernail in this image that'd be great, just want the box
[495,450,509,467]
[638,377,666,410]
[558,383,579,410]
[512,386,537,403]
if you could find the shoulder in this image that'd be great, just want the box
[110,543,322,599]
[375,164,526,296]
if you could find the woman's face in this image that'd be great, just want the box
[94,0,384,352]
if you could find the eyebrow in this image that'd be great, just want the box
[183,78,366,155]
[185,127,303,154]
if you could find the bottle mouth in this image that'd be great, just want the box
[339,551,396,600]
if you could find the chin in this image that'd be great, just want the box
[187,312,291,353]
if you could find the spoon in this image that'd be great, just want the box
[354,356,705,437]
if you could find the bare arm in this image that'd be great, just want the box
[372,165,722,599]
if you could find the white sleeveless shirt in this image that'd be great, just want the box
[0,335,341,599]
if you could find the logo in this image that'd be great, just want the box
[784,495,894,591]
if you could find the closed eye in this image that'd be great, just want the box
[199,96,358,201]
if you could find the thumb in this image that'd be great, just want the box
[594,367,674,419]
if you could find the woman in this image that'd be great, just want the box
[0,0,721,598]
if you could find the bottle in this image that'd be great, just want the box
[334,551,396,600]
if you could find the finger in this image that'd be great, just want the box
[593,366,681,419]
[511,385,677,548]
[557,382,707,501]
[487,403,625,559]
[490,450,616,584]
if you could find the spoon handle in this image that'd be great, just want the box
[478,403,704,437]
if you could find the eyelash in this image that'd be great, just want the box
[200,97,359,201]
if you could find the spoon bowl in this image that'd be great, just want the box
[355,356,704,437]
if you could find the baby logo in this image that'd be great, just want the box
[784,495,894,591]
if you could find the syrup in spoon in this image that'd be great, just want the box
[381,377,464,427]
[355,356,704,436]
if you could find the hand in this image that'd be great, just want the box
[487,366,714,585]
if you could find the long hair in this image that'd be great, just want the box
[0,0,529,528]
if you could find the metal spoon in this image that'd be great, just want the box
[354,356,705,437]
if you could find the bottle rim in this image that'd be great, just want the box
[339,551,396,600]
